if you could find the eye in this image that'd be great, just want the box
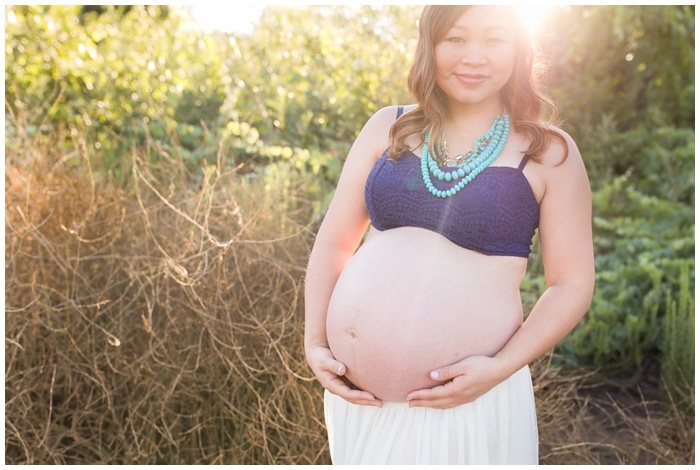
[445,36,465,43]
[486,35,509,46]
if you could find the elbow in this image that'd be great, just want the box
[576,276,596,320]
[546,273,595,320]
[583,264,596,312]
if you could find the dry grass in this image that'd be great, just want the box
[533,355,694,464]
[5,132,694,464]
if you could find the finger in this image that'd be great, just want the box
[327,381,383,407]
[325,375,382,403]
[343,389,384,407]
[406,381,455,402]
[429,364,458,381]
[407,396,455,409]
[408,389,482,408]
[406,383,466,408]
[320,356,346,376]
[307,345,347,377]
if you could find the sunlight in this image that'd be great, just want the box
[516,5,553,35]
[189,4,266,34]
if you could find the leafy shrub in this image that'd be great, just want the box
[556,174,694,373]
[543,5,694,133]
[661,262,694,411]
[577,119,694,205]
[5,5,418,182]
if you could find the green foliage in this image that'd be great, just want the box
[541,5,695,133]
[1,8,152,165]
[6,6,227,176]
[579,120,694,205]
[557,174,694,372]
[219,5,419,179]
[535,5,695,375]
[237,6,418,145]
[661,262,694,411]
[5,5,419,189]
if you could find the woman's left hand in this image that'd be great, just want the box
[405,355,509,409]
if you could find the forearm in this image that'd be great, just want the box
[304,240,353,352]
[493,279,594,376]
[303,234,384,406]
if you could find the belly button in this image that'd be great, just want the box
[345,328,358,340]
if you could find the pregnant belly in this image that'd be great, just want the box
[326,227,526,402]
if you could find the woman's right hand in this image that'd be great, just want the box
[306,345,383,407]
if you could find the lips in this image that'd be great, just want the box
[455,73,488,85]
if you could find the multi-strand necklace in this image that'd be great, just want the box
[420,113,510,198]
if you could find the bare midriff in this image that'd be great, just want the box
[326,226,528,403]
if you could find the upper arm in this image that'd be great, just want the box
[537,131,595,297]
[313,105,402,255]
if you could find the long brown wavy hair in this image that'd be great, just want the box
[388,5,566,162]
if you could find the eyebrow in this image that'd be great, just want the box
[450,24,509,34]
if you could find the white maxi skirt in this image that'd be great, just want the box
[324,365,538,465]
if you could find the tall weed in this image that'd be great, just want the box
[5,128,323,464]
[661,262,695,413]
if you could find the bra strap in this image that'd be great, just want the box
[517,154,530,172]
[396,105,404,119]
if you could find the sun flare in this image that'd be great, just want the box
[516,5,553,35]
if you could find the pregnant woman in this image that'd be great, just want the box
[304,5,594,465]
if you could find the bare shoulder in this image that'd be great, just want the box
[359,105,413,139]
[350,106,400,155]
[537,126,591,202]
[537,126,588,181]
[403,103,420,114]
[348,104,416,163]
[539,126,580,167]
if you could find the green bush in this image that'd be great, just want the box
[577,120,694,205]
[5,5,420,186]
[543,5,694,133]
[661,262,694,410]
[556,174,694,373]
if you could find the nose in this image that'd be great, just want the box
[460,42,487,66]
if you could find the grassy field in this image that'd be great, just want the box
[5,133,694,464]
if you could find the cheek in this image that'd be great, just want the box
[434,48,453,74]
[495,50,516,76]
[503,61,515,78]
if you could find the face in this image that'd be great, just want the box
[433,6,517,110]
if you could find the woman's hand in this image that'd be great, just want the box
[306,345,383,407]
[406,355,508,409]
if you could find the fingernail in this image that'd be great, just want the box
[430,370,439,380]
[337,365,344,375]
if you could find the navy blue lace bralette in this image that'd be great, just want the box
[364,107,539,258]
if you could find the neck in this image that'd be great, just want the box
[445,99,506,132]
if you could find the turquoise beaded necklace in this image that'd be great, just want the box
[420,113,510,198]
